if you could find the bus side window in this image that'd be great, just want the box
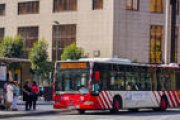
[140,73,152,91]
[110,73,115,90]
[101,72,108,90]
[175,71,180,90]
[126,72,138,91]
[109,72,125,91]
[126,81,132,90]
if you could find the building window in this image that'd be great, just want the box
[93,0,103,10]
[52,24,76,61]
[126,0,139,11]
[53,0,77,12]
[18,1,39,15]
[0,28,4,41]
[18,26,39,58]
[150,0,163,13]
[0,4,5,16]
[150,25,163,64]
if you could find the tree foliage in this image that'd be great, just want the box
[0,35,23,58]
[0,35,23,70]
[29,39,52,79]
[61,43,84,60]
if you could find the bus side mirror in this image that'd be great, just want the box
[91,83,100,96]
[95,71,100,81]
[90,71,101,96]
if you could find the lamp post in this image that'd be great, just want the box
[165,0,177,64]
[53,21,60,61]
[170,0,177,63]
[165,0,170,64]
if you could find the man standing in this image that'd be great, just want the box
[22,80,32,111]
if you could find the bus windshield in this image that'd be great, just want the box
[55,69,89,94]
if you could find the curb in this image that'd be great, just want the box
[0,110,64,119]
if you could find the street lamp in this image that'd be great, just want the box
[165,0,170,64]
[165,0,177,64]
[53,21,60,61]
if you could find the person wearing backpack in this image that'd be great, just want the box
[32,81,39,110]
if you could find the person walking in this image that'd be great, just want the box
[11,81,20,111]
[22,80,32,111]
[5,80,14,110]
[32,81,39,110]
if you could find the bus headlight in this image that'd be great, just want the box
[84,101,94,105]
[60,96,69,100]
[61,96,64,100]
[80,96,84,101]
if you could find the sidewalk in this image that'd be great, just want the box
[17,96,53,105]
[0,105,63,119]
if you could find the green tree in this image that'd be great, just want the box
[29,39,53,80]
[0,35,23,80]
[0,35,23,58]
[61,43,84,60]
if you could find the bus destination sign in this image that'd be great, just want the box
[60,62,87,69]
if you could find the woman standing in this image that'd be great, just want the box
[32,81,39,110]
[6,80,14,110]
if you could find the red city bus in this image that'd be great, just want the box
[53,58,180,114]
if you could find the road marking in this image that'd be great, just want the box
[96,119,115,120]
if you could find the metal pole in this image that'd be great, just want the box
[56,26,58,61]
[54,21,60,61]
[165,0,170,64]
[170,0,177,63]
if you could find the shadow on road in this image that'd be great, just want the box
[58,109,180,116]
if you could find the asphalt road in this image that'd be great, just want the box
[3,108,180,120]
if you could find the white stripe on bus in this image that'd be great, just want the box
[165,91,173,107]
[151,92,159,106]
[174,91,180,105]
[99,93,108,109]
[107,91,113,102]
[170,91,178,107]
[97,97,104,109]
[154,91,161,104]
[102,91,112,109]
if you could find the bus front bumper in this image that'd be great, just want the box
[53,103,97,110]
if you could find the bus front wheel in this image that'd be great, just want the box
[111,98,121,113]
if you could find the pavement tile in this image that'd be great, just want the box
[0,105,63,119]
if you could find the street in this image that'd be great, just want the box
[2,108,180,120]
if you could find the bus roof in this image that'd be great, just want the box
[78,58,131,63]
[57,58,180,69]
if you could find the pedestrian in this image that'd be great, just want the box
[32,81,39,110]
[5,80,14,110]
[22,80,32,111]
[11,81,20,111]
[3,81,8,105]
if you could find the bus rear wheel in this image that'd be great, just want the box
[160,98,168,111]
[153,97,168,111]
[111,98,120,113]
[128,108,138,112]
